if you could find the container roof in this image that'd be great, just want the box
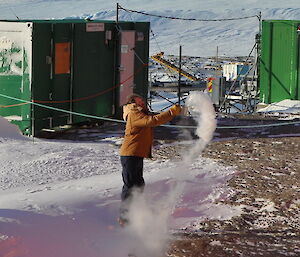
[0,19,148,24]
[262,19,300,23]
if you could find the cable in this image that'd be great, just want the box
[0,102,28,108]
[162,121,300,129]
[0,92,299,130]
[118,5,259,22]
[122,8,177,100]
[0,93,125,124]
[115,24,146,65]
[219,42,257,111]
[150,29,162,54]
[148,28,181,112]
[32,63,147,104]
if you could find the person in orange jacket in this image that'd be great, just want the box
[118,94,181,226]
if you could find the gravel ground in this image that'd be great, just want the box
[153,136,300,257]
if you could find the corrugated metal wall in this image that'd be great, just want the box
[260,20,300,103]
[0,20,150,135]
[0,22,32,134]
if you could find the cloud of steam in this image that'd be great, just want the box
[125,183,184,257]
[184,91,217,162]
[124,91,217,257]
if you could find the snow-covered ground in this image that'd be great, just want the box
[257,99,300,119]
[0,0,299,56]
[0,93,242,257]
[0,1,300,256]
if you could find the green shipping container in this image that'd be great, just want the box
[0,19,149,136]
[260,20,300,104]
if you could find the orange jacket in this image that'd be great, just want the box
[119,103,176,158]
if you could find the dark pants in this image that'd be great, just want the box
[120,156,145,218]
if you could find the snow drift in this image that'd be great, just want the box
[0,116,28,141]
[257,99,300,114]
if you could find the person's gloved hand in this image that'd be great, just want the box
[169,104,182,116]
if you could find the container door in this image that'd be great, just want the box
[51,23,73,127]
[260,21,300,103]
[31,23,72,134]
[0,22,33,135]
[72,22,115,124]
[298,24,300,100]
[31,23,52,135]
[119,31,136,106]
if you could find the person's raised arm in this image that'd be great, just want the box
[131,105,181,127]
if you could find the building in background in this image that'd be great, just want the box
[223,63,251,81]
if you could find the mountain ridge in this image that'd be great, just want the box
[0,1,299,56]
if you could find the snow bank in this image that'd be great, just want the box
[257,99,300,114]
[0,123,238,256]
[0,116,28,141]
[0,139,239,257]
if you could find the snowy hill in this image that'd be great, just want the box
[0,0,299,56]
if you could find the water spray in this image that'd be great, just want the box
[124,91,217,257]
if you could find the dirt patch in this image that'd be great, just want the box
[153,136,300,256]
[168,232,300,257]
[200,137,300,233]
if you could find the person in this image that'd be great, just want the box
[118,94,181,226]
